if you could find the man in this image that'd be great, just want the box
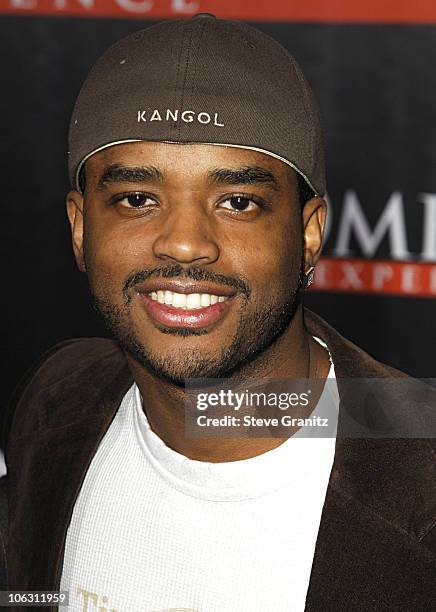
[2,13,435,612]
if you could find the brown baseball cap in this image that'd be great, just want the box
[68,13,325,196]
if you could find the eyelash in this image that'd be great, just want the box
[111,192,157,209]
[218,193,271,212]
[110,191,271,212]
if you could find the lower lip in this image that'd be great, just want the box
[138,293,234,329]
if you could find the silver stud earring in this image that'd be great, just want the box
[304,267,315,288]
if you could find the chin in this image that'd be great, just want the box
[124,338,233,384]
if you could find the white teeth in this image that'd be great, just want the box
[148,291,229,309]
[200,293,211,307]
[172,292,187,308]
[186,293,201,309]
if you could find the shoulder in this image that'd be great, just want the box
[304,308,408,379]
[2,338,126,448]
[23,337,122,385]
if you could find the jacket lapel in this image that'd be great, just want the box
[7,344,133,590]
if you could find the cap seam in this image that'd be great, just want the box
[188,20,208,111]
[172,22,187,142]
[170,23,184,141]
[290,55,316,186]
[177,23,195,141]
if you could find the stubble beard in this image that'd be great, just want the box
[90,264,304,386]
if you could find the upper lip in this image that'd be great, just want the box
[134,279,237,297]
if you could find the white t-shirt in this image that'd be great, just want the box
[60,340,339,612]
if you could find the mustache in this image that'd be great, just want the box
[122,264,251,303]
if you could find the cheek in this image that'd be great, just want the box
[244,220,302,294]
[83,219,151,294]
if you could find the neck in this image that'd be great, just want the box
[126,307,330,462]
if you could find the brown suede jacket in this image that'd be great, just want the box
[1,309,435,611]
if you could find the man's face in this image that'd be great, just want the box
[68,142,321,384]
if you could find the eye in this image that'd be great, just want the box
[218,195,259,212]
[114,192,157,208]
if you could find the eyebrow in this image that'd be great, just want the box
[208,166,280,191]
[96,164,164,190]
[95,163,280,192]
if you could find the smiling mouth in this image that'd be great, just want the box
[138,289,234,329]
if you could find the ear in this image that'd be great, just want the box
[302,197,327,272]
[66,190,86,272]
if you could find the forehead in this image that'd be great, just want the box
[85,141,296,185]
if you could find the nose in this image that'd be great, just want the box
[152,201,220,265]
